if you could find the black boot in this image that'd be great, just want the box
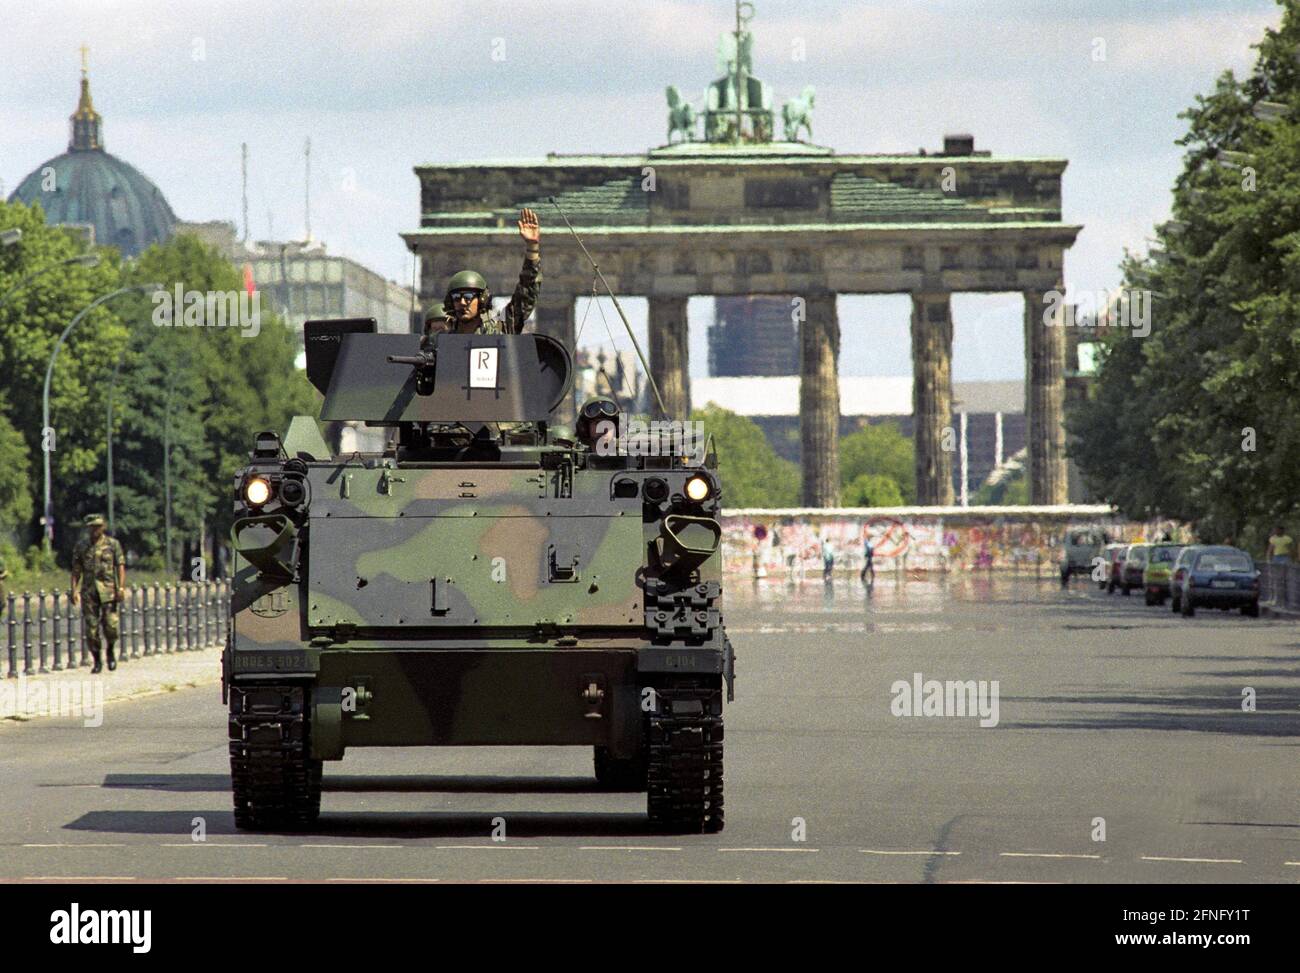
[90,649,102,675]
[106,644,117,672]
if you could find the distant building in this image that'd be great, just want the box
[8,60,176,256]
[709,297,798,375]
[573,347,646,411]
[180,220,414,339]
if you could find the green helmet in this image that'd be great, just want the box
[443,270,492,316]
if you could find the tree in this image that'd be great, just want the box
[689,403,800,507]
[0,200,130,554]
[1067,1,1300,549]
[0,395,33,536]
[839,420,915,504]
[843,472,904,507]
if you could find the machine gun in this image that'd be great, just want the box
[387,350,437,394]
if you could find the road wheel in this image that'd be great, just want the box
[1144,591,1156,606]
[594,746,648,791]
[1121,584,1130,596]
[1181,594,1195,617]
[1170,593,1180,613]
[1242,603,1259,618]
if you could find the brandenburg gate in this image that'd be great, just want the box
[402,5,1080,507]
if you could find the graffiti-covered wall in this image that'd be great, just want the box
[721,506,1164,577]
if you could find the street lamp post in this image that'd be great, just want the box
[42,282,160,548]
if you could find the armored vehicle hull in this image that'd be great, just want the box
[223,322,732,833]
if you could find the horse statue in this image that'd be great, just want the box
[666,86,696,143]
[782,86,816,142]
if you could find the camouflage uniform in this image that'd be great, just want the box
[421,249,541,346]
[72,531,124,665]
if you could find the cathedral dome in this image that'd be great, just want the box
[7,65,176,257]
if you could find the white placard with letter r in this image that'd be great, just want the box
[469,347,499,388]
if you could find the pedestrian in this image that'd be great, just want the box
[0,554,7,619]
[859,533,875,587]
[821,535,836,581]
[1267,524,1293,564]
[70,513,125,673]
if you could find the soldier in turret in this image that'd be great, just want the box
[422,208,541,343]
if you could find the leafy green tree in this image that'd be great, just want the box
[690,403,800,507]
[116,234,318,568]
[0,395,34,535]
[0,200,129,553]
[839,420,915,504]
[843,472,904,507]
[1068,2,1300,548]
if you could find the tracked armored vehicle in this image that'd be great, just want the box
[223,319,733,833]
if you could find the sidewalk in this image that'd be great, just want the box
[0,646,222,726]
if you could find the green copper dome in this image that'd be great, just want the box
[7,67,176,257]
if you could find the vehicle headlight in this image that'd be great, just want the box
[243,475,273,507]
[684,475,711,502]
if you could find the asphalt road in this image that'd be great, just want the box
[3,575,1297,883]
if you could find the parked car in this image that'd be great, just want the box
[1117,543,1150,595]
[1175,546,1260,617]
[1099,543,1127,591]
[1060,527,1108,585]
[1142,543,1185,605]
[1169,546,1202,613]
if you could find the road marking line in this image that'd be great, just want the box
[158,843,269,848]
[1000,852,1102,860]
[300,844,403,849]
[861,849,961,856]
[21,843,125,848]
[435,845,541,850]
[1140,856,1242,864]
[579,846,682,852]
[1285,861,1300,867]
[719,847,818,853]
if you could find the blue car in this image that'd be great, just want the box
[1176,546,1260,617]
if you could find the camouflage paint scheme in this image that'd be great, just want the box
[223,329,730,763]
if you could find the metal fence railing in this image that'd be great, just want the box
[3,581,230,678]
[1260,562,1300,613]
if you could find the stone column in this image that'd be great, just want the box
[532,294,577,424]
[910,293,954,506]
[799,294,840,507]
[1023,287,1068,504]
[648,296,690,418]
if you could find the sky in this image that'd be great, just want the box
[0,0,1282,381]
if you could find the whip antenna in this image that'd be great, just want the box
[548,196,669,418]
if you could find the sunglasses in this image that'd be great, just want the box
[451,290,482,302]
